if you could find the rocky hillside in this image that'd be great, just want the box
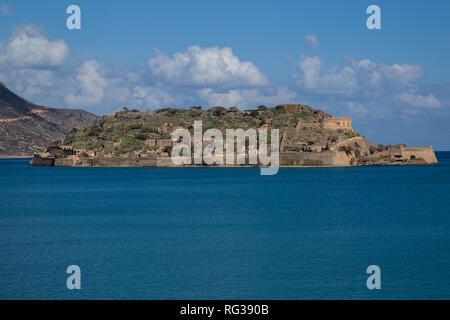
[60,105,342,155]
[32,104,437,167]
[0,82,99,157]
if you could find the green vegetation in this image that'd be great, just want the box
[59,105,339,157]
[345,131,357,138]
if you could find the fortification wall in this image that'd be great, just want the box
[329,136,365,150]
[280,150,352,166]
[54,158,74,167]
[401,146,437,164]
[30,156,55,166]
[55,157,158,167]
[296,120,321,131]
[295,118,354,131]
[156,157,176,167]
[322,118,353,131]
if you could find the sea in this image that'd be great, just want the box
[0,152,449,299]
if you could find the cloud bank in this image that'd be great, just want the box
[290,55,443,117]
[0,26,447,125]
[0,25,69,68]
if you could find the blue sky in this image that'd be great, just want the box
[0,0,449,149]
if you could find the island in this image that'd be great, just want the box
[30,104,438,167]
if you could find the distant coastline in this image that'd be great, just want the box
[0,156,32,159]
[0,82,99,158]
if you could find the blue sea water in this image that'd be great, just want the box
[0,153,449,300]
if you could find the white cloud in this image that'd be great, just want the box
[397,93,442,108]
[9,69,54,88]
[197,86,296,108]
[148,45,269,88]
[197,88,245,106]
[305,35,319,49]
[132,86,182,108]
[295,56,358,94]
[292,55,426,98]
[8,69,54,99]
[385,63,423,84]
[297,56,321,89]
[288,55,447,120]
[126,72,140,83]
[65,61,107,107]
[347,101,368,114]
[0,25,69,68]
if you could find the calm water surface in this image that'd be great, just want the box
[0,152,449,299]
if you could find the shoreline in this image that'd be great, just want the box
[24,162,439,168]
[0,156,32,159]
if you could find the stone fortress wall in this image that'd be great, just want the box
[296,118,353,131]
[321,118,353,131]
[296,121,321,130]
[280,150,353,167]
[53,156,158,167]
[396,146,437,163]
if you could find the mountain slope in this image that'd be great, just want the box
[0,82,100,157]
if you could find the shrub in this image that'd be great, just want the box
[252,110,261,117]
[210,106,228,116]
[134,133,148,141]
